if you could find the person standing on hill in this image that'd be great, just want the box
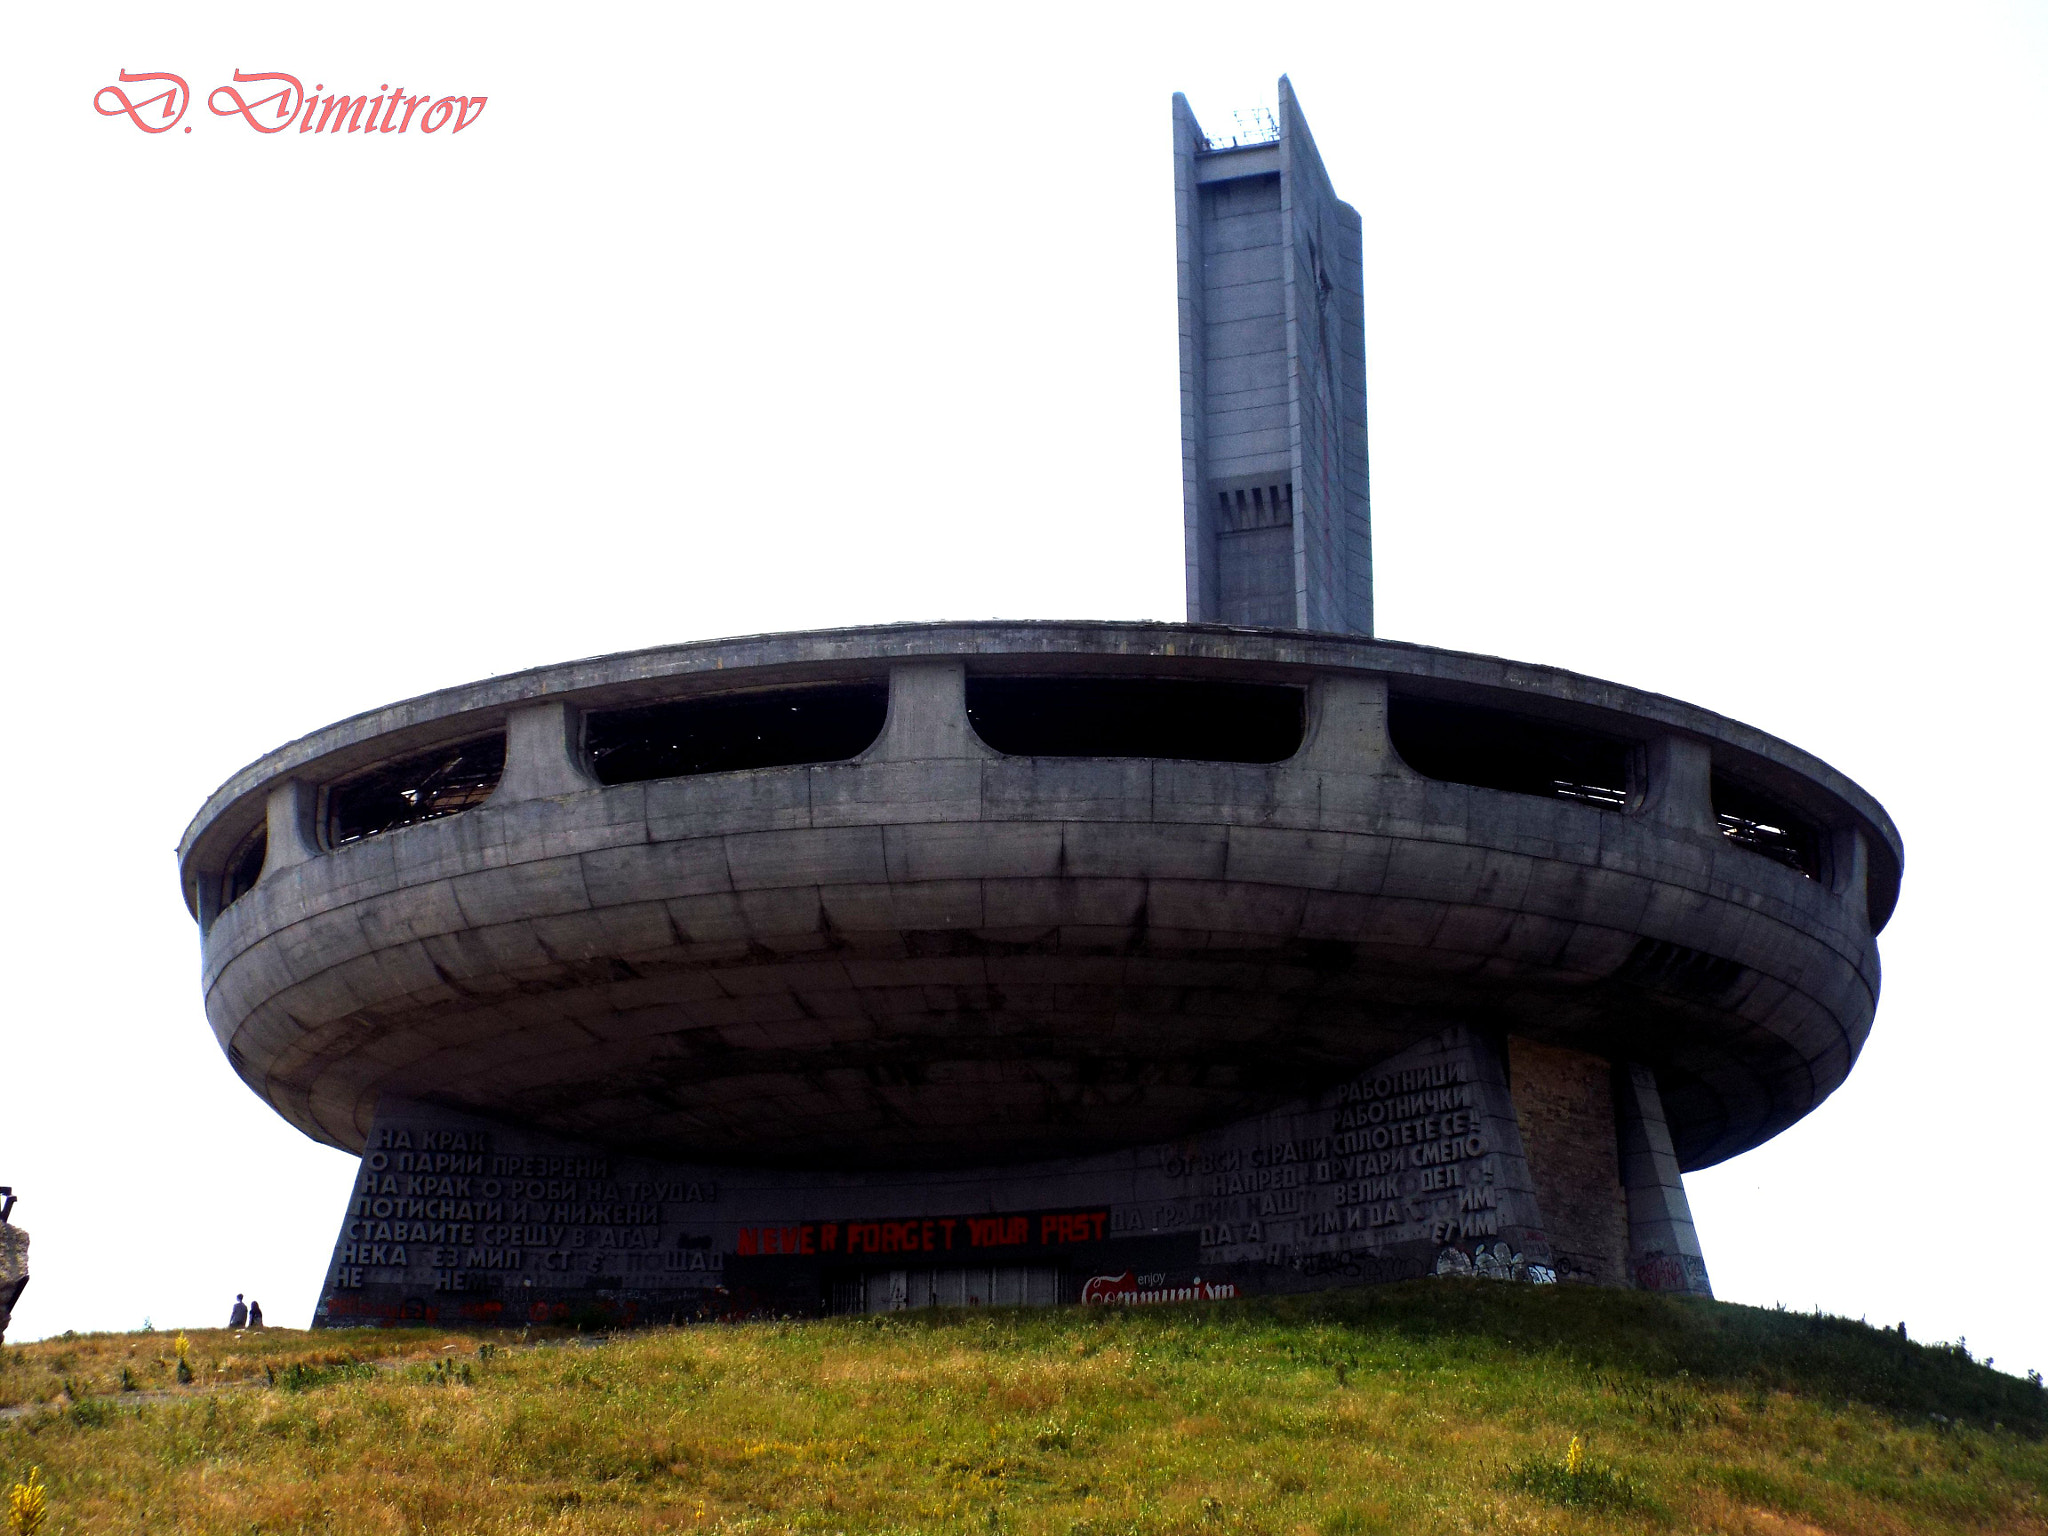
[247,1300,264,1329]
[229,1293,247,1329]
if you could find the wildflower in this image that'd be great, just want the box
[8,1465,46,1535]
[1565,1435,1587,1477]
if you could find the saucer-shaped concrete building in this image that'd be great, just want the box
[178,81,1899,1323]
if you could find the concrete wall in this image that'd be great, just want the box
[1509,1038,1630,1287]
[316,1024,1562,1328]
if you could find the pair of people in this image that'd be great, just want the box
[228,1293,264,1330]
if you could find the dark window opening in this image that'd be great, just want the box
[584,684,888,786]
[326,735,506,848]
[1388,696,1635,808]
[965,677,1304,762]
[1712,772,1823,879]
[221,821,268,907]
[1215,480,1293,532]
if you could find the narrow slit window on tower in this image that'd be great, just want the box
[583,684,889,786]
[1388,696,1636,808]
[1711,771,1824,879]
[220,820,268,908]
[325,735,507,848]
[965,676,1304,762]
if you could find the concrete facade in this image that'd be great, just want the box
[321,1025,1557,1326]
[1177,79,1371,634]
[179,623,1897,1174]
[176,620,1897,1318]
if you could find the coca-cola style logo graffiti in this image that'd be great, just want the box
[94,70,487,135]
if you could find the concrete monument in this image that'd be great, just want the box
[0,1189,28,1344]
[176,80,1899,1325]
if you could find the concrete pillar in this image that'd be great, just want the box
[865,661,994,763]
[493,701,597,802]
[1641,734,1717,834]
[1507,1038,1630,1286]
[263,779,323,873]
[1831,825,1870,928]
[1297,673,1399,774]
[1416,1026,1557,1280]
[1615,1063,1714,1296]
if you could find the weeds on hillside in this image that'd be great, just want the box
[1,1284,2042,1535]
[267,1360,376,1393]
[1507,1432,1654,1514]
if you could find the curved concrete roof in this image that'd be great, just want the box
[180,621,1902,928]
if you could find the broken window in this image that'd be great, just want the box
[584,684,889,785]
[965,677,1304,762]
[325,735,507,848]
[1388,696,1635,808]
[221,820,268,907]
[1711,771,1823,879]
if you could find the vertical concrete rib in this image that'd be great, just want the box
[1173,94,1216,623]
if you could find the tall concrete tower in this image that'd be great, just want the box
[1175,78,1371,635]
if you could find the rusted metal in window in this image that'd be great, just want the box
[1388,696,1635,808]
[326,735,506,848]
[1712,772,1823,879]
[221,821,268,907]
[585,685,888,786]
[965,677,1304,762]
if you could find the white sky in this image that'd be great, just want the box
[3,3,2043,1373]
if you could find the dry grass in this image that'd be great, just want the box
[2,1282,2044,1534]
[0,1325,496,1410]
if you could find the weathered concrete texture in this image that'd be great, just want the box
[1616,1063,1714,1296]
[178,623,1898,1181]
[1176,78,1371,635]
[318,1025,1552,1327]
[0,1222,28,1344]
[1508,1038,1630,1287]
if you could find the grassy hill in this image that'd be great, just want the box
[3,1281,2043,1534]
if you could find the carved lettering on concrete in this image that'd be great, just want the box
[314,1025,1559,1327]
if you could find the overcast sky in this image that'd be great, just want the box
[3,3,2044,1373]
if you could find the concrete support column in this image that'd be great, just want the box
[1641,734,1717,834]
[1830,825,1870,927]
[1416,1025,1556,1280]
[263,779,323,874]
[494,701,597,802]
[865,661,994,763]
[1615,1063,1714,1296]
[1507,1038,1629,1286]
[1298,673,1400,774]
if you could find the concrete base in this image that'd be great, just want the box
[309,1026,1714,1326]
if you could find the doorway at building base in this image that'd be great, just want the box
[315,1026,1711,1328]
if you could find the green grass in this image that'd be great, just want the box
[3,1281,2044,1534]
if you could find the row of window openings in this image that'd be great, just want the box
[1215,481,1292,532]
[215,683,1828,909]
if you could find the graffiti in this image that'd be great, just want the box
[1081,1271,1238,1306]
[1634,1250,1711,1294]
[1286,1249,1420,1286]
[1433,1242,1555,1284]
